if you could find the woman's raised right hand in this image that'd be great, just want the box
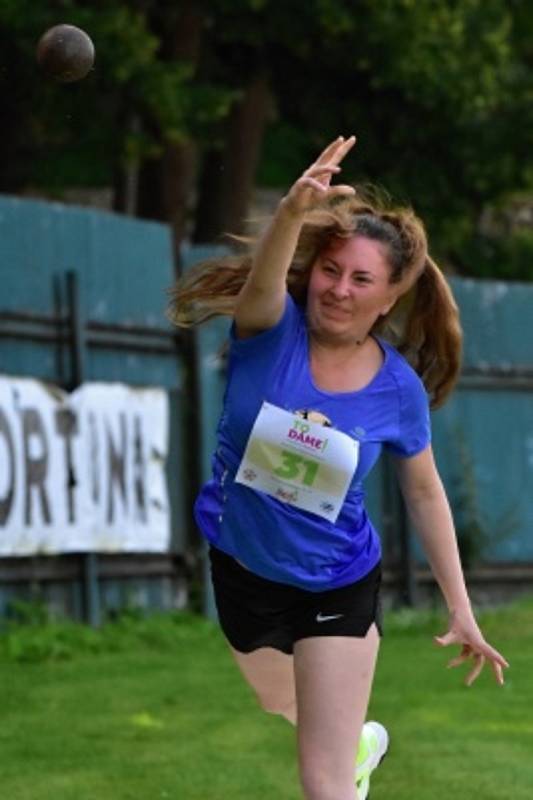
[283,135,357,216]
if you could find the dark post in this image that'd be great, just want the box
[397,488,418,607]
[66,270,100,627]
[187,326,216,619]
[381,454,417,607]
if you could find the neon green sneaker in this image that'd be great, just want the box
[356,721,389,799]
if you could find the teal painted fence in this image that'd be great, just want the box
[0,196,188,622]
[432,279,533,564]
[0,196,181,386]
[1,197,532,621]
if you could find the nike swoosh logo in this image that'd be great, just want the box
[316,612,344,623]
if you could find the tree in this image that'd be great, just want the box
[1,0,532,279]
[0,0,235,264]
[256,0,533,275]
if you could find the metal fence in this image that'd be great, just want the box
[0,197,189,623]
[1,197,532,622]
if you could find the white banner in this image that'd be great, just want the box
[0,376,170,556]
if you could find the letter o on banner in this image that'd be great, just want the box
[0,408,16,525]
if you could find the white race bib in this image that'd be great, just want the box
[235,402,359,522]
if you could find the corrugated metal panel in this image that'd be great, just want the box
[181,246,231,485]
[2,203,532,617]
[0,195,179,388]
[0,197,172,323]
[0,197,189,622]
[451,277,532,368]
[406,277,533,565]
[433,390,533,561]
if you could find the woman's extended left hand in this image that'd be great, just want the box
[434,609,509,686]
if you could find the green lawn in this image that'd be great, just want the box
[0,599,531,799]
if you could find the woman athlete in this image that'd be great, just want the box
[170,135,508,800]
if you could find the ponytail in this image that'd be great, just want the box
[167,253,252,327]
[387,257,462,408]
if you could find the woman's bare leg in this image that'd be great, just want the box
[230,645,297,723]
[293,624,380,800]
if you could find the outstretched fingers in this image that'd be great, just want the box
[303,160,355,195]
[304,164,341,179]
[465,653,486,687]
[284,136,357,214]
[445,644,471,669]
[331,135,357,166]
[297,177,354,197]
[463,645,509,687]
[479,641,509,686]
[445,647,489,687]
[328,184,356,198]
[491,659,505,686]
[315,135,357,166]
[297,177,329,194]
[438,636,509,686]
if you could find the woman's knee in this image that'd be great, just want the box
[230,645,296,720]
[254,688,296,721]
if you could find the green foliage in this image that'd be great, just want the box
[255,0,533,280]
[0,1,234,189]
[0,0,532,279]
[0,604,215,663]
[138,63,237,147]
[453,229,533,282]
[5,597,50,627]
[2,617,101,663]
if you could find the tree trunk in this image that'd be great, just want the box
[161,141,198,263]
[112,114,141,216]
[134,1,204,271]
[193,74,272,243]
[192,149,226,244]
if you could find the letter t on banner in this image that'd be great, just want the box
[67,269,100,627]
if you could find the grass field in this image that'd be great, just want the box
[0,598,532,800]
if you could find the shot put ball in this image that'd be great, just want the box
[36,24,95,83]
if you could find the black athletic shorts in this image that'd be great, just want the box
[208,546,383,655]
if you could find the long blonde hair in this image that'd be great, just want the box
[168,193,462,407]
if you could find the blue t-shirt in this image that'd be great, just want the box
[194,293,431,591]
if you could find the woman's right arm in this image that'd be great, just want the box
[233,135,357,338]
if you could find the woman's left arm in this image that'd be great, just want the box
[393,445,509,686]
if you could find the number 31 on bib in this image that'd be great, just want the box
[235,402,359,522]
